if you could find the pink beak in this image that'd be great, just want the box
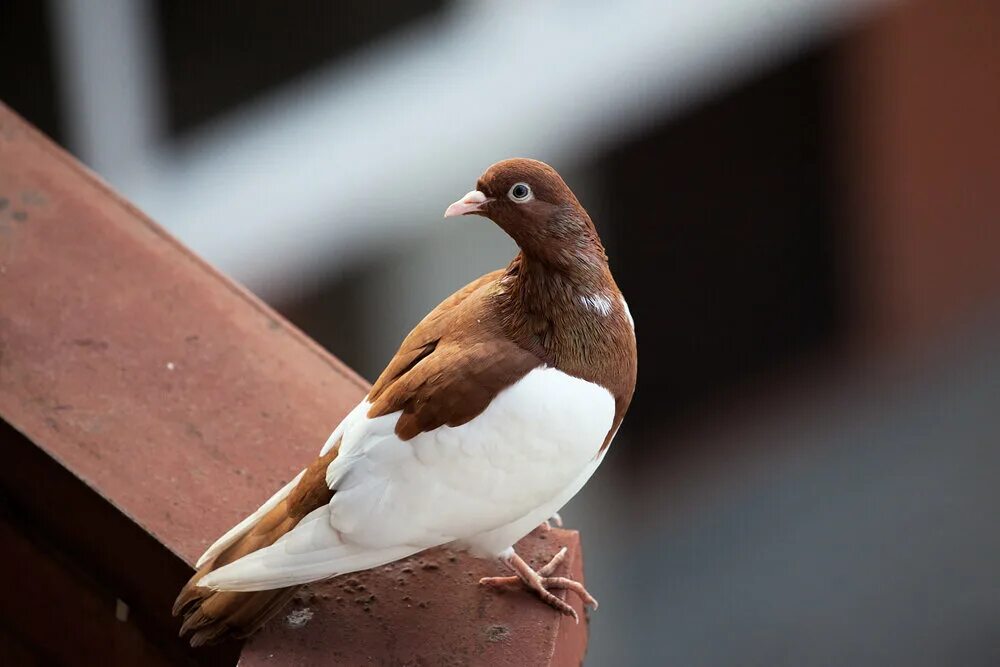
[444,190,490,218]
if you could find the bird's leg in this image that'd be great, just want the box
[536,512,564,532]
[479,547,597,622]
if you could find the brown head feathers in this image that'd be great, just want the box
[468,158,607,272]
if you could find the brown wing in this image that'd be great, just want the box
[368,269,502,392]
[368,271,542,440]
[367,270,542,440]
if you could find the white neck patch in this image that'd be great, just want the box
[579,292,614,316]
[620,295,635,331]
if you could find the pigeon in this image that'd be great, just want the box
[173,158,637,646]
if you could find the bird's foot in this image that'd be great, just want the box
[536,512,564,532]
[479,547,597,622]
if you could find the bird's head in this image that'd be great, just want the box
[444,158,604,269]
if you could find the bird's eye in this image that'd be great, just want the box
[508,182,533,203]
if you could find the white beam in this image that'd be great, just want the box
[49,0,163,184]
[115,0,888,299]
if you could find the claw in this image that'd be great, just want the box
[537,546,567,576]
[539,576,598,609]
[479,547,596,622]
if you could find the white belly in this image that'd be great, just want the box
[461,448,608,557]
[325,366,616,553]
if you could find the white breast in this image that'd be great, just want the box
[325,366,615,552]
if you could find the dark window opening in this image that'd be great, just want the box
[597,44,847,451]
[155,0,448,136]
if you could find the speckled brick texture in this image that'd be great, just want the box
[242,529,587,667]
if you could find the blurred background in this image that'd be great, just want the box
[3,0,999,664]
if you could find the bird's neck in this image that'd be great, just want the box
[494,251,621,366]
[504,250,611,302]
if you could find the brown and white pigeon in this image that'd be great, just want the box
[173,158,637,646]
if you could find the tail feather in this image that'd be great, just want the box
[195,470,305,568]
[173,447,338,645]
[177,581,298,647]
[200,535,419,591]
[198,499,422,592]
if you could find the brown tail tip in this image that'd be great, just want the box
[173,565,299,647]
[174,447,340,645]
